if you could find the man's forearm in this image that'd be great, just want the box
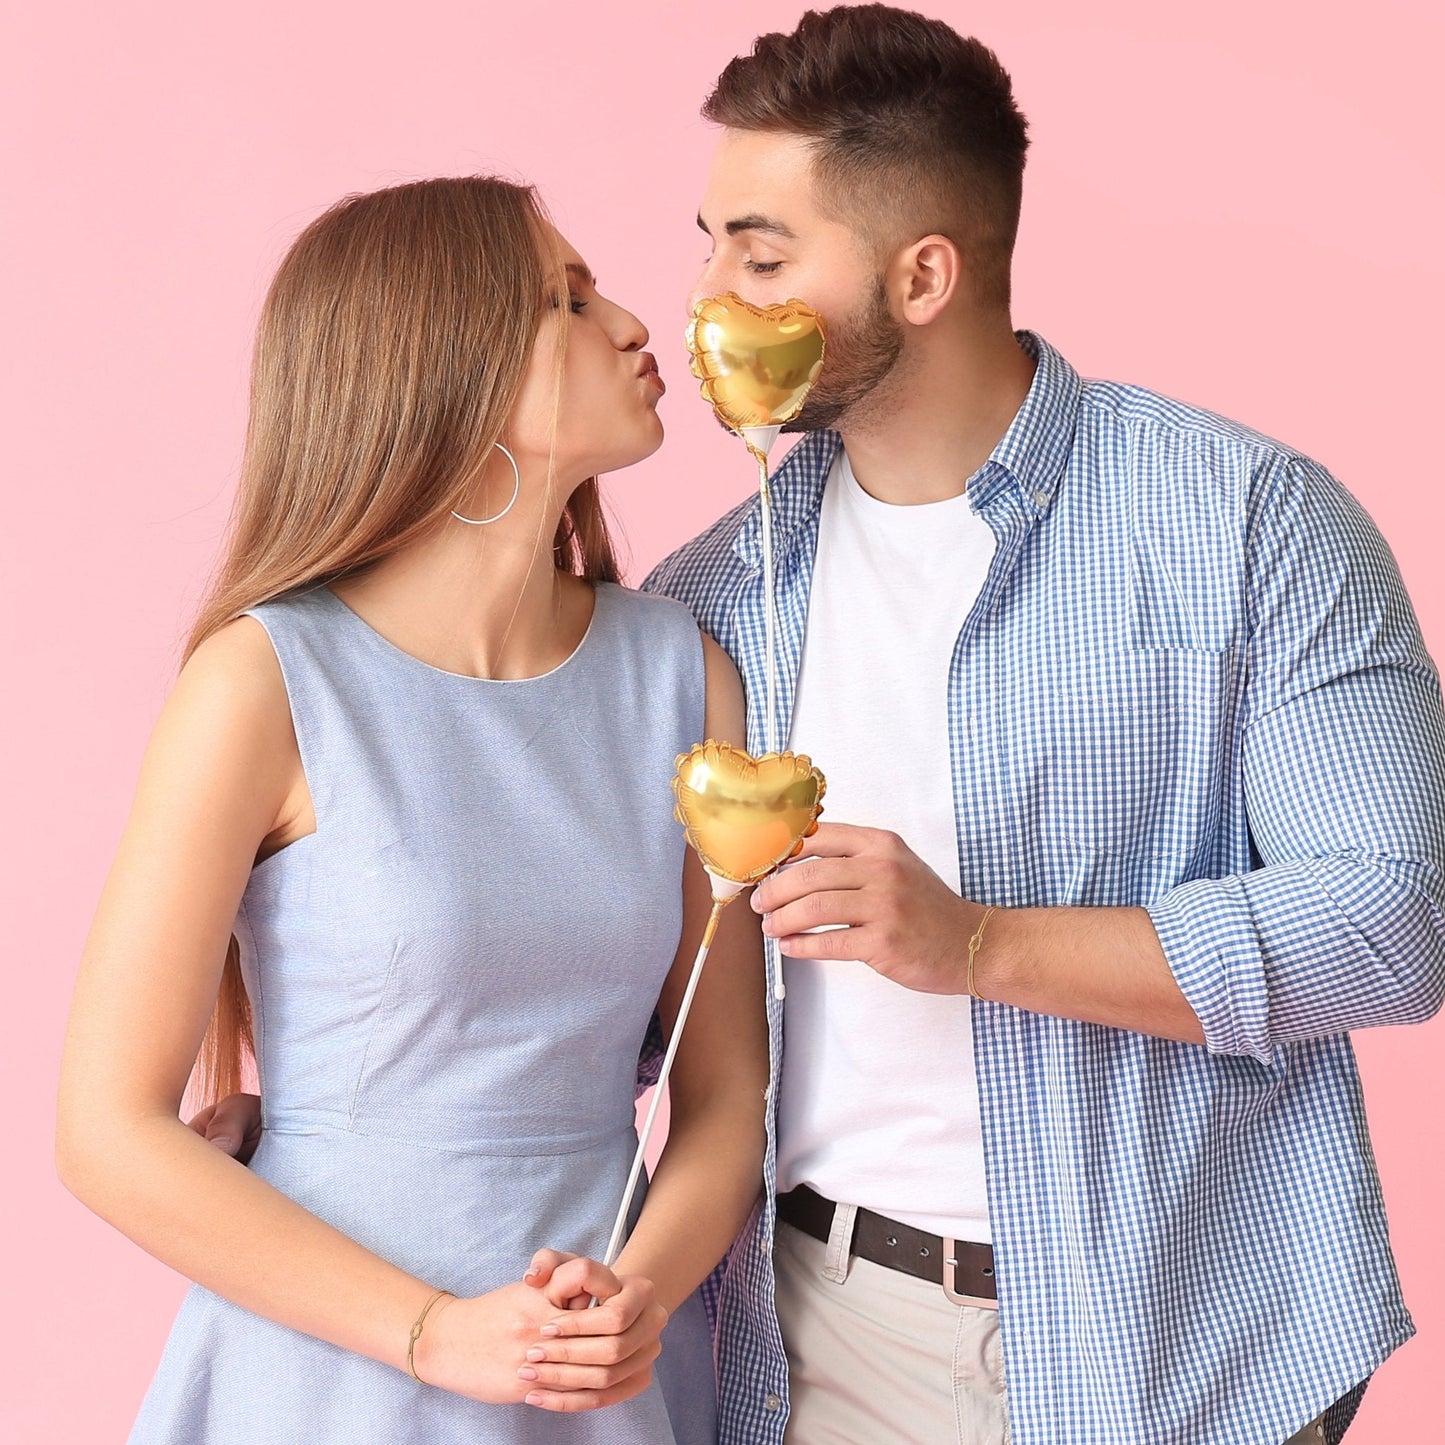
[978,904,1206,1045]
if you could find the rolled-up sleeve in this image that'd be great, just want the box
[1150,455,1445,1061]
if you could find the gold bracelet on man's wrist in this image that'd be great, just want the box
[966,905,998,1001]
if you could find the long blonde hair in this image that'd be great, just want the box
[187,176,620,1104]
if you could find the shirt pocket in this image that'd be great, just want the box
[1041,645,1240,868]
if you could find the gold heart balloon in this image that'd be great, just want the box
[673,740,827,886]
[686,293,827,432]
[604,740,826,1272]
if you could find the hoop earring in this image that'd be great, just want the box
[451,444,521,525]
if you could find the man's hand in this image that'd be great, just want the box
[753,823,1206,1042]
[187,1091,263,1163]
[752,823,985,995]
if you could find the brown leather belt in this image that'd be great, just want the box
[777,1184,998,1308]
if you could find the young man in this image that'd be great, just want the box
[645,6,1445,1443]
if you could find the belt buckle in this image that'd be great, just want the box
[942,1238,998,1310]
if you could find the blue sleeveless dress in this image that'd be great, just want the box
[131,581,718,1444]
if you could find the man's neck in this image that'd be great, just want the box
[838,322,1036,506]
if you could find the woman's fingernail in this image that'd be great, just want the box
[540,1324,561,1338]
[523,1269,540,1280]
[525,1391,544,1406]
[210,1136,238,1150]
[517,1366,538,1381]
[525,1347,546,1362]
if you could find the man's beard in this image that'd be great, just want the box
[784,277,903,434]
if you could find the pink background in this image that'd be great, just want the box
[6,1,1442,1438]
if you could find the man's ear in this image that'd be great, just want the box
[889,233,963,326]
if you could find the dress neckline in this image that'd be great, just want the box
[313,580,608,685]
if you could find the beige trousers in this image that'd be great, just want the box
[773,1218,1329,1445]
[774,1218,1009,1444]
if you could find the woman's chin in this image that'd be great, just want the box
[604,423,667,474]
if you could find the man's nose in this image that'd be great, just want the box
[687,255,724,316]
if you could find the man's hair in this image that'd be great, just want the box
[703,5,1029,307]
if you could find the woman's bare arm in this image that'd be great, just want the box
[608,634,769,1309]
[56,618,652,1409]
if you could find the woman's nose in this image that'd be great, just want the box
[610,305,649,352]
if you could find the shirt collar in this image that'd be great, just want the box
[976,331,1083,517]
[731,331,1081,567]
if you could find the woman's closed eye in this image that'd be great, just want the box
[545,290,589,315]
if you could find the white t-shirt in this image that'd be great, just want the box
[776,449,999,1240]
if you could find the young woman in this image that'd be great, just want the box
[56,176,767,1443]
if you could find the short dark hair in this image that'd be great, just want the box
[703,5,1029,307]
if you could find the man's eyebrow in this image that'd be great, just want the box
[695,213,797,240]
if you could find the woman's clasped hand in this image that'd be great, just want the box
[415,1252,667,1412]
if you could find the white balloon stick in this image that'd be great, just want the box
[739,423,782,458]
[739,427,787,1003]
[601,876,745,1269]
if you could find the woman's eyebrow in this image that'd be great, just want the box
[565,262,597,287]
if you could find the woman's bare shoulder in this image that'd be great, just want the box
[699,631,745,747]
[146,616,297,809]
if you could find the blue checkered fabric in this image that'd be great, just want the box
[643,334,1445,1445]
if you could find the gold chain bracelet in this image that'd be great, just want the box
[966,905,998,1001]
[407,1288,456,1384]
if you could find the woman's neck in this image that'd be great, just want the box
[330,516,595,681]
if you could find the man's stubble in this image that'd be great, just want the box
[784,275,906,437]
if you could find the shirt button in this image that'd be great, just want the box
[764,1393,781,1412]
[1033,488,1050,508]
[759,1233,771,1254]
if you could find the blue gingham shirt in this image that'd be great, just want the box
[644,333,1445,1445]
